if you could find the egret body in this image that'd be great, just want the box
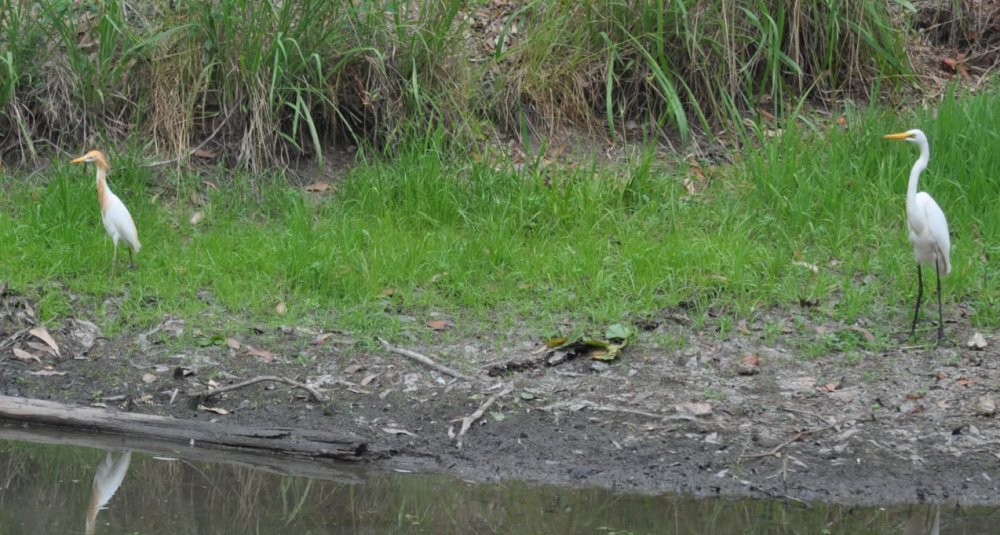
[70,151,141,282]
[884,129,951,343]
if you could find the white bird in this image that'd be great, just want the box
[70,150,141,282]
[884,129,951,343]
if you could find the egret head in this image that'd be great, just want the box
[883,129,926,146]
[70,150,109,171]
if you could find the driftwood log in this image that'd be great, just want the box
[0,396,375,462]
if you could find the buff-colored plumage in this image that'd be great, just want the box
[70,151,141,282]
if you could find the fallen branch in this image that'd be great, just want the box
[378,338,473,381]
[740,420,844,459]
[780,405,833,424]
[141,106,237,167]
[0,396,370,461]
[194,376,327,402]
[456,383,514,449]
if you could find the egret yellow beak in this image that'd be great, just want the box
[883,132,915,140]
[69,156,86,164]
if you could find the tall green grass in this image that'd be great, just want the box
[2,89,999,345]
[0,0,914,166]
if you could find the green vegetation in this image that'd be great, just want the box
[2,88,999,346]
[1,0,912,166]
[0,0,994,350]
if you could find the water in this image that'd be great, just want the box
[0,426,991,534]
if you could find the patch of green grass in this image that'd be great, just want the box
[3,89,1000,350]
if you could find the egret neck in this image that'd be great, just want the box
[905,138,930,234]
[94,159,111,217]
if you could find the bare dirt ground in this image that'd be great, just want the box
[2,289,999,508]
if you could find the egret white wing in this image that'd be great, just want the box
[915,191,950,275]
[103,194,141,252]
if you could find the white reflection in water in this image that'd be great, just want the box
[85,451,132,535]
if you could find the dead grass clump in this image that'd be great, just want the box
[0,0,918,169]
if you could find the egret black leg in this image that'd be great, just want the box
[128,248,136,269]
[910,264,923,339]
[936,260,945,344]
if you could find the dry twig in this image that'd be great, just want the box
[141,107,237,168]
[456,383,514,449]
[378,338,473,381]
[193,375,327,402]
[740,420,844,459]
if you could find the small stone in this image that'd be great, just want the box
[590,362,609,373]
[973,396,996,416]
[968,332,988,350]
[238,399,251,411]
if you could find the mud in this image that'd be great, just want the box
[3,300,1000,507]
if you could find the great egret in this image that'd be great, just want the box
[70,151,141,282]
[884,129,951,343]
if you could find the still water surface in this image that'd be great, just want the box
[0,426,992,534]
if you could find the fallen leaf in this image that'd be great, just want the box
[959,379,977,386]
[189,211,203,225]
[941,57,958,72]
[343,364,363,374]
[26,342,57,356]
[738,319,751,335]
[742,355,759,366]
[781,377,817,391]
[12,348,40,363]
[520,392,535,400]
[142,373,157,384]
[194,149,216,159]
[850,325,876,343]
[756,108,776,120]
[360,373,381,386]
[427,320,449,330]
[908,405,924,414]
[605,324,632,340]
[275,302,287,315]
[28,370,67,376]
[378,287,397,298]
[29,328,60,357]
[304,181,331,193]
[207,379,219,388]
[781,326,794,334]
[937,400,950,409]
[968,332,987,350]
[226,338,241,350]
[382,427,418,437]
[675,403,713,417]
[791,261,819,274]
[907,392,926,400]
[198,405,229,415]
[489,411,506,421]
[682,177,699,195]
[957,306,972,317]
[837,117,848,126]
[204,181,219,191]
[822,383,839,393]
[630,392,654,405]
[246,349,275,362]
[430,272,449,282]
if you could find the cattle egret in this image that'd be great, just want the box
[70,151,141,282]
[884,129,951,344]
